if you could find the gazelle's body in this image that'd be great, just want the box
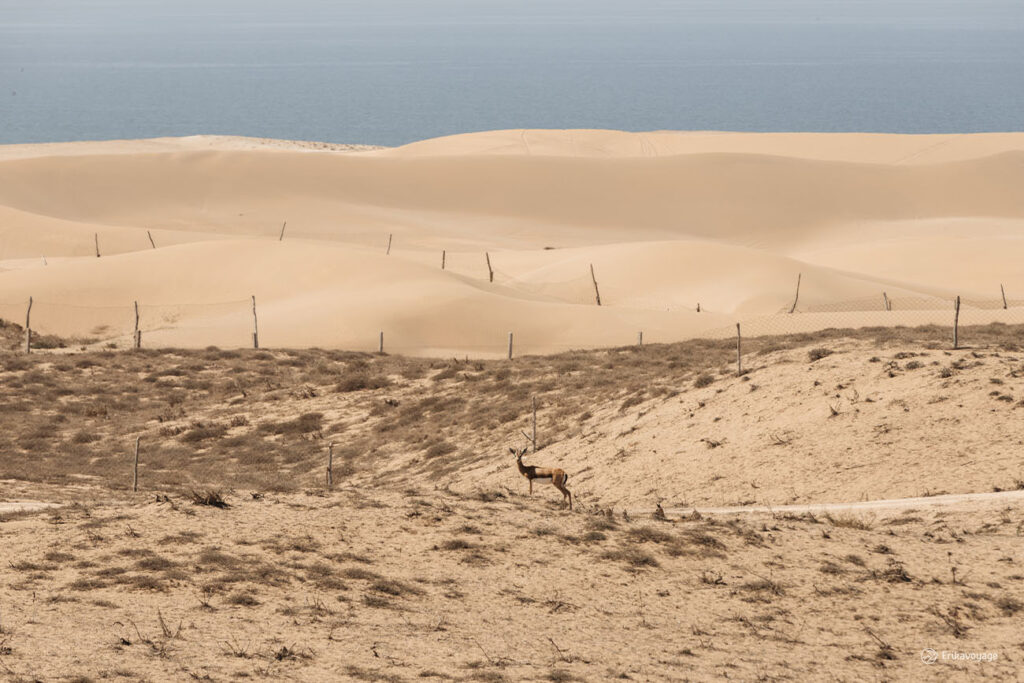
[512,447,572,510]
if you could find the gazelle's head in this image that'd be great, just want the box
[509,446,528,461]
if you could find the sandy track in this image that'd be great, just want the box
[654,488,1024,517]
[0,501,59,513]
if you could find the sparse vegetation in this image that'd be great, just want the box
[3,323,1024,679]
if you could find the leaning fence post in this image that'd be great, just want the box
[736,323,742,375]
[590,264,602,306]
[507,332,514,360]
[147,230,156,249]
[251,295,259,349]
[94,233,101,258]
[883,292,891,311]
[386,233,392,255]
[24,296,33,354]
[485,252,494,282]
[1001,284,1008,310]
[953,296,961,350]
[279,221,287,241]
[327,442,334,489]
[788,273,802,313]
[132,436,140,493]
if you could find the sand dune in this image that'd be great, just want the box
[0,130,1022,353]
[387,128,1024,164]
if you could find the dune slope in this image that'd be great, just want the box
[0,130,1022,353]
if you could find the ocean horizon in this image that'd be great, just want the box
[2,0,1024,146]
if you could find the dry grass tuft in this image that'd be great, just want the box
[190,490,230,508]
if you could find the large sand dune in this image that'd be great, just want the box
[1,130,1022,354]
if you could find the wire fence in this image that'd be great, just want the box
[2,291,1022,357]
[0,298,254,351]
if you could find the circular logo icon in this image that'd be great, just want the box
[921,648,938,664]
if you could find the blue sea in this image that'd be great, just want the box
[2,0,1023,146]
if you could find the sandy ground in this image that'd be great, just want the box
[1,130,1022,354]
[1,486,1022,682]
[1,330,1022,678]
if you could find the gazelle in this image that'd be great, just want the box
[511,446,572,510]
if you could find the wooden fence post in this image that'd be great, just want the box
[883,292,891,311]
[327,442,334,489]
[485,252,494,282]
[279,221,287,241]
[134,301,141,350]
[508,332,513,360]
[147,230,156,249]
[386,233,392,255]
[953,296,961,350]
[24,296,32,354]
[132,436,140,493]
[441,250,446,269]
[94,233,100,258]
[637,331,643,346]
[251,295,259,349]
[1001,284,1008,310]
[697,303,701,313]
[532,396,537,452]
[590,264,602,306]
[788,273,801,313]
[736,323,742,375]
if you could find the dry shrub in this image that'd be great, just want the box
[739,577,786,596]
[626,526,675,545]
[808,347,833,362]
[370,578,423,596]
[335,374,390,393]
[439,538,476,551]
[225,591,260,607]
[424,440,457,458]
[180,423,228,442]
[342,567,383,581]
[600,547,660,568]
[190,490,230,508]
[71,431,99,444]
[259,412,323,435]
[824,513,873,530]
[996,595,1023,615]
